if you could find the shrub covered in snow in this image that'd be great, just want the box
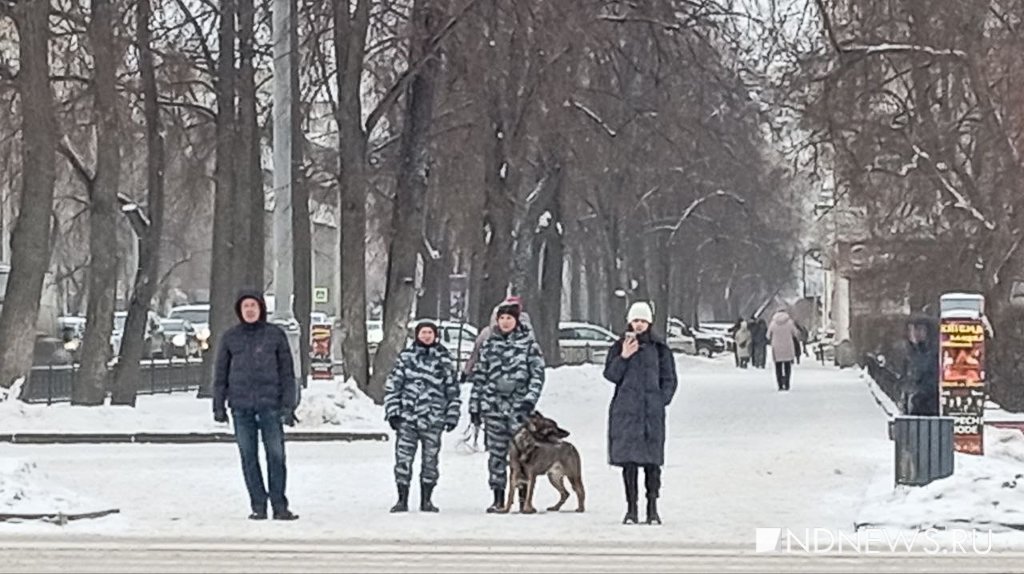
[293,378,384,431]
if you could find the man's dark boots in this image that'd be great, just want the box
[390,484,410,513]
[420,483,439,513]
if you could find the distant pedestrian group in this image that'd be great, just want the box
[732,309,809,391]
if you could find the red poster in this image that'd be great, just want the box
[939,319,986,454]
[311,323,333,380]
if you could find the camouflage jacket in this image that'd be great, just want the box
[469,323,545,417]
[384,343,461,429]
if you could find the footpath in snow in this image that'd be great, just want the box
[0,355,923,547]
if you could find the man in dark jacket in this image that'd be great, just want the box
[603,302,678,525]
[902,315,940,416]
[214,290,299,521]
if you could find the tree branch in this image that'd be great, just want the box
[156,98,217,121]
[813,0,842,54]
[57,137,96,199]
[364,0,481,136]
[568,99,617,137]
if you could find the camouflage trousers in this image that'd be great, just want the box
[484,414,518,490]
[394,423,443,487]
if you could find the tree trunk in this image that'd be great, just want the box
[536,163,564,365]
[369,0,442,400]
[111,0,165,406]
[643,232,669,337]
[584,241,603,326]
[0,0,57,389]
[291,0,312,385]
[74,0,121,405]
[569,244,583,321]
[334,0,371,389]
[438,250,452,321]
[476,0,512,327]
[418,202,447,319]
[201,0,239,398]
[237,0,262,288]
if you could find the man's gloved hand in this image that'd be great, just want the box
[281,410,299,427]
[214,410,228,424]
[444,421,458,433]
[389,416,402,431]
[470,412,482,427]
[458,372,468,385]
[516,401,535,421]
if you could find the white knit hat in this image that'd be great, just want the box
[626,301,654,324]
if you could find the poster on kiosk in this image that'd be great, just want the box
[939,292,987,455]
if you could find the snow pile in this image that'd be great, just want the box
[294,378,384,431]
[0,458,110,517]
[0,378,384,434]
[857,427,1024,532]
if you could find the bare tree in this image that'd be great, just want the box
[332,0,372,388]
[237,0,263,288]
[0,0,58,389]
[203,0,240,397]
[73,0,122,405]
[370,0,444,397]
[112,0,167,406]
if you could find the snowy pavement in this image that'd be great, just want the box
[2,538,1024,573]
[0,356,901,548]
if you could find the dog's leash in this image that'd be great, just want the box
[455,422,484,455]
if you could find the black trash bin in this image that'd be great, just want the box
[892,415,955,486]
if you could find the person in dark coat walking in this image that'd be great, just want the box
[603,301,678,525]
[901,315,940,416]
[213,290,299,521]
[750,317,768,369]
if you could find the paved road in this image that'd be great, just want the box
[1,538,1022,573]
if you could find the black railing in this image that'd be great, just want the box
[22,357,205,405]
[863,353,904,408]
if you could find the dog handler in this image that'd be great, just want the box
[603,301,678,525]
[468,302,546,513]
[383,320,462,513]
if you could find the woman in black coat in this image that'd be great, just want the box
[603,302,679,525]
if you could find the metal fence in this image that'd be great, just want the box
[21,358,206,405]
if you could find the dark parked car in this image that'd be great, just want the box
[159,318,203,359]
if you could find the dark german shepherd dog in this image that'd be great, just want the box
[499,411,586,514]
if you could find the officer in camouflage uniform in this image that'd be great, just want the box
[469,302,545,513]
[384,320,461,513]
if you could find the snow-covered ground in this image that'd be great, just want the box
[858,427,1024,535]
[0,458,113,518]
[0,354,911,546]
[0,378,385,434]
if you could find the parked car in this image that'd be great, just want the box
[167,304,211,351]
[111,310,166,359]
[698,321,737,352]
[159,318,203,359]
[664,323,697,355]
[56,316,86,362]
[668,318,725,357]
[558,321,619,365]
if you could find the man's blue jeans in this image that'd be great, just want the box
[232,407,288,514]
